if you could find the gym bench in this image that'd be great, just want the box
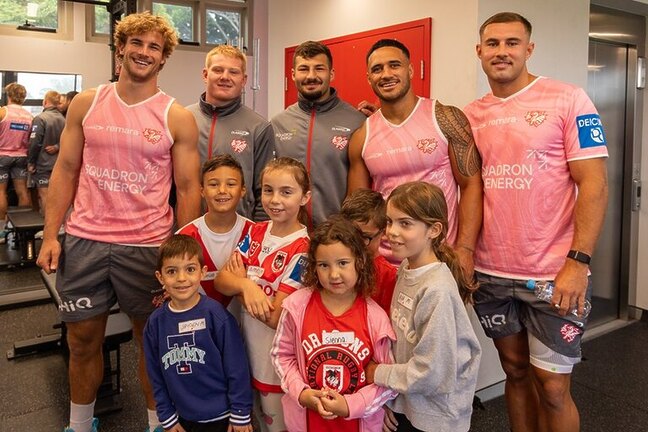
[6,270,133,415]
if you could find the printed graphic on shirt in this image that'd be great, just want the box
[143,128,163,144]
[576,114,606,148]
[162,332,206,374]
[331,135,348,150]
[302,332,369,394]
[417,138,438,154]
[230,139,247,153]
[524,111,548,127]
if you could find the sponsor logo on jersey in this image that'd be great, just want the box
[272,251,287,272]
[331,135,348,150]
[416,138,438,154]
[331,126,351,132]
[524,111,547,127]
[230,139,248,153]
[275,130,295,142]
[143,128,163,144]
[9,122,30,131]
[576,114,606,148]
[479,314,507,329]
[231,129,250,136]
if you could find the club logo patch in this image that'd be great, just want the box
[272,251,287,272]
[560,323,582,343]
[525,111,547,127]
[323,365,344,391]
[576,114,606,148]
[417,138,438,154]
[230,139,247,153]
[331,135,348,150]
[142,128,163,144]
[249,241,260,257]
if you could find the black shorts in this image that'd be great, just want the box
[473,272,592,358]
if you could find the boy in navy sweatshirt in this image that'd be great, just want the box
[144,234,253,432]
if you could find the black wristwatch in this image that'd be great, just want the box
[567,249,591,265]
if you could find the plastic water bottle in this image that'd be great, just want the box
[525,280,591,319]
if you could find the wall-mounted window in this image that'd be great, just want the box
[88,1,251,52]
[0,0,72,39]
[1,71,82,116]
[153,1,197,43]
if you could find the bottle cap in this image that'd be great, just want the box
[525,280,535,290]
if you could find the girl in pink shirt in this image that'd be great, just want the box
[271,216,396,432]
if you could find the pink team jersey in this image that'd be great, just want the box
[362,98,458,261]
[177,214,254,305]
[237,221,309,391]
[464,77,609,279]
[0,105,32,156]
[66,83,175,245]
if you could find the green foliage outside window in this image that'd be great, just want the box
[0,0,58,29]
[152,2,193,42]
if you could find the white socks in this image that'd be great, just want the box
[69,400,96,432]
[148,408,161,430]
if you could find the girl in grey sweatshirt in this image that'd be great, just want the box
[366,181,482,432]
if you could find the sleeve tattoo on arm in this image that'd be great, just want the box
[436,103,481,177]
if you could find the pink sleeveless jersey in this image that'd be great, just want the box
[362,98,458,260]
[464,77,609,279]
[0,105,33,156]
[66,83,175,245]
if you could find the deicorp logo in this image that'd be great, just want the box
[576,114,606,148]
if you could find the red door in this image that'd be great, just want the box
[284,18,431,108]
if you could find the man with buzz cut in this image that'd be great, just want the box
[187,44,275,221]
[37,12,201,432]
[464,12,608,432]
[272,40,366,229]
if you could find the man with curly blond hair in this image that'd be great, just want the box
[37,12,201,432]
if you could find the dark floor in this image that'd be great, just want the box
[2,265,648,432]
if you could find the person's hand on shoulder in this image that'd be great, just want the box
[357,100,379,117]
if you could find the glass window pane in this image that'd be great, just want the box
[17,72,80,99]
[0,0,58,29]
[152,2,194,42]
[94,4,109,35]
[206,9,241,46]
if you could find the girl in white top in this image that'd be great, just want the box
[215,157,311,432]
[366,181,481,432]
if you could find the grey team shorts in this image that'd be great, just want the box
[0,156,28,182]
[32,169,52,188]
[55,234,163,322]
[473,272,592,358]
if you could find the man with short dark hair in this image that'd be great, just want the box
[272,40,366,229]
[28,90,65,214]
[464,12,608,432]
[348,38,483,278]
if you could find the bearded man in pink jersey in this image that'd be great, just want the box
[347,38,483,278]
[463,12,608,432]
[37,12,202,432]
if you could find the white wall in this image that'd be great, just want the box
[476,0,590,96]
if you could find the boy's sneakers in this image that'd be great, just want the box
[63,417,99,432]
[145,427,164,432]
